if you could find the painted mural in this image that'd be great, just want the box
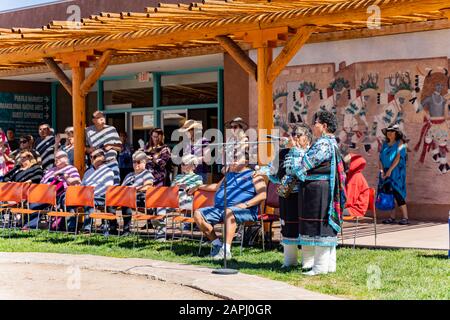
[267,57,450,209]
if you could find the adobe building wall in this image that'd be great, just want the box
[248,34,450,222]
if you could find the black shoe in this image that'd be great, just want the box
[398,218,409,225]
[382,218,396,224]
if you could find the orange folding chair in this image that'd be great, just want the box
[132,186,179,240]
[341,187,377,248]
[0,182,23,231]
[192,189,215,254]
[46,185,95,235]
[89,186,137,237]
[10,184,57,231]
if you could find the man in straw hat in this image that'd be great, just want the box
[224,117,252,167]
[178,119,210,183]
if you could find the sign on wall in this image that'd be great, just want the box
[0,92,51,137]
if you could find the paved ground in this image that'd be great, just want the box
[0,263,220,300]
[0,252,341,300]
[339,221,448,250]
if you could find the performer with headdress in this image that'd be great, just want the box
[258,123,312,268]
[288,110,346,276]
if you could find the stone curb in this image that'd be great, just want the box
[0,252,342,300]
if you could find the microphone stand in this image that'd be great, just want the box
[193,138,275,275]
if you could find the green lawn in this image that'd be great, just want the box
[0,230,448,300]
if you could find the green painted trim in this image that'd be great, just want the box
[158,103,218,111]
[159,66,222,76]
[51,82,58,131]
[99,75,136,81]
[217,68,224,134]
[103,107,153,114]
[153,72,161,128]
[97,80,104,111]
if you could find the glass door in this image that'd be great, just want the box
[161,109,187,146]
[131,111,154,151]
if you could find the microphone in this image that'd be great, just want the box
[266,135,289,142]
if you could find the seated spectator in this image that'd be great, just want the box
[193,157,267,260]
[35,123,55,172]
[67,149,115,233]
[3,150,43,184]
[343,153,370,217]
[118,131,134,182]
[120,151,154,236]
[5,135,40,166]
[56,127,75,166]
[6,128,19,152]
[0,129,13,181]
[22,151,81,230]
[171,154,204,231]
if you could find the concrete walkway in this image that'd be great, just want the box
[340,222,448,250]
[0,252,341,300]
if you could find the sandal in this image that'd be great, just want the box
[398,218,409,225]
[382,217,396,224]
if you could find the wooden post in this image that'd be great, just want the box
[72,65,86,176]
[257,46,273,165]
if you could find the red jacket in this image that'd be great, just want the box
[345,154,370,217]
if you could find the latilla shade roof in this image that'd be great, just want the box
[0,0,449,75]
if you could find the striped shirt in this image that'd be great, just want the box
[60,144,74,166]
[85,125,122,163]
[122,169,154,188]
[41,165,80,189]
[35,135,55,171]
[82,164,115,199]
[3,164,43,184]
[171,173,203,210]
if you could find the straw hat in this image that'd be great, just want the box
[381,124,406,141]
[225,117,249,131]
[179,119,203,132]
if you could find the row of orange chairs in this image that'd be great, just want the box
[0,182,215,237]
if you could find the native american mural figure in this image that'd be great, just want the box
[342,73,379,153]
[273,88,289,133]
[414,69,450,174]
[374,72,421,148]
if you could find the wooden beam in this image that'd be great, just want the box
[1,0,448,65]
[43,57,72,95]
[80,49,114,96]
[72,65,86,176]
[267,26,316,84]
[215,35,256,80]
[257,46,274,166]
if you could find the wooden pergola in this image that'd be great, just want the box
[0,0,449,175]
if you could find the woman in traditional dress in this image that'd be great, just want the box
[144,128,172,187]
[288,110,346,276]
[379,124,408,225]
[259,123,312,268]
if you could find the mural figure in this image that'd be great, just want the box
[343,73,379,153]
[374,72,420,149]
[273,89,289,133]
[414,69,450,174]
[294,81,317,124]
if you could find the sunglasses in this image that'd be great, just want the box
[133,160,144,164]
[20,156,30,161]
[20,140,28,144]
[91,154,102,160]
